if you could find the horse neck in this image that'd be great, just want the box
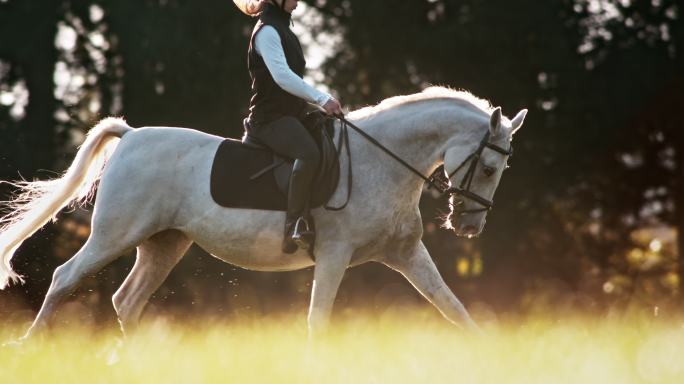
[350,100,488,202]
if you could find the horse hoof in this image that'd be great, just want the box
[105,339,124,366]
[1,337,27,350]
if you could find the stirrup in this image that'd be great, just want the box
[292,217,314,250]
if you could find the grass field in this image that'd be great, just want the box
[2,310,684,384]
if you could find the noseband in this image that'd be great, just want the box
[327,116,512,216]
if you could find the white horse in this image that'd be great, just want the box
[0,87,526,340]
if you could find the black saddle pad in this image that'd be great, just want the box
[210,139,288,211]
[209,116,340,211]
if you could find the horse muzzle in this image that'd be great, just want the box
[453,224,481,238]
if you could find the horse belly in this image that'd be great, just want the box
[182,209,315,272]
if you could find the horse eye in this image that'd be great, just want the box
[483,166,496,177]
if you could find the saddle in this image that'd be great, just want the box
[209,111,340,211]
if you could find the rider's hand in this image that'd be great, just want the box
[322,97,343,117]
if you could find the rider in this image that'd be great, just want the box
[234,0,344,253]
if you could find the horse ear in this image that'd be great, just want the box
[510,109,528,135]
[489,107,502,136]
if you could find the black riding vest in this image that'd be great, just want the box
[247,4,307,126]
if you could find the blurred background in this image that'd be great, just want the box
[0,0,682,327]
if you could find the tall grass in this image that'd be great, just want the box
[2,310,684,383]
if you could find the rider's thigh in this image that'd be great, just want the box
[252,116,320,164]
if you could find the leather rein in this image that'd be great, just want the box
[324,115,513,215]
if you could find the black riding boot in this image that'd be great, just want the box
[282,159,316,254]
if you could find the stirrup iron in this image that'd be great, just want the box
[292,217,314,250]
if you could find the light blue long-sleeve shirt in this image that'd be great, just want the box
[254,25,332,107]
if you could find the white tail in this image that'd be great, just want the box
[0,117,133,289]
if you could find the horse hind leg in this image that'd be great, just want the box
[112,229,192,336]
[22,228,146,340]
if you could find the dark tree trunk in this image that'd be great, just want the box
[20,3,60,174]
[673,18,684,296]
[678,136,684,288]
[0,1,60,175]
[677,93,684,292]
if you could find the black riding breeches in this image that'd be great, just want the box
[250,116,321,219]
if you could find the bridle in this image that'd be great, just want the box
[325,116,513,215]
[439,130,513,215]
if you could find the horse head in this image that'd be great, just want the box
[443,107,527,237]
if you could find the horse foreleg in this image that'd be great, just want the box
[112,229,192,336]
[383,241,480,332]
[307,242,353,336]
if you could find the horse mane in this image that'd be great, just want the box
[347,86,495,120]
